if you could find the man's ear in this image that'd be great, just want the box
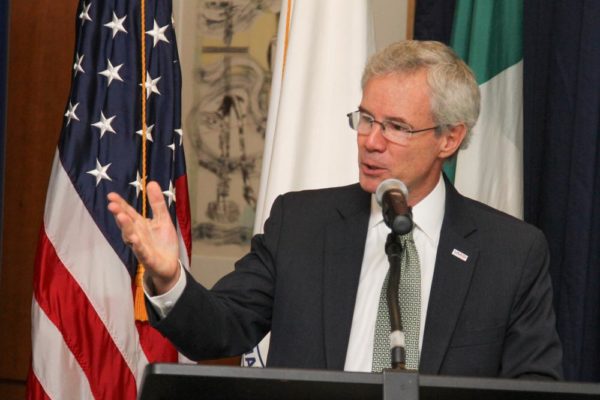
[439,123,467,159]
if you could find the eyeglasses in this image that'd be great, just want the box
[346,110,440,144]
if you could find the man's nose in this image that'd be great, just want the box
[363,123,387,150]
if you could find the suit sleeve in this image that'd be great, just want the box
[147,195,285,360]
[500,229,563,379]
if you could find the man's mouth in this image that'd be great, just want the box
[361,161,385,173]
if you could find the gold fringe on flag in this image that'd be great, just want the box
[135,0,149,322]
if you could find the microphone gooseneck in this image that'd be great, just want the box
[385,233,406,370]
[376,178,414,370]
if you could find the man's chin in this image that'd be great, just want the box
[358,175,383,194]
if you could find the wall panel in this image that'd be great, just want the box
[0,0,77,397]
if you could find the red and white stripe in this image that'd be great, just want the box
[30,151,189,399]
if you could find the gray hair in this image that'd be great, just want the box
[361,40,480,148]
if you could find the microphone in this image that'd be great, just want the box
[375,179,413,235]
[377,178,413,370]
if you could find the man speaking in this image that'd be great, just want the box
[108,40,562,378]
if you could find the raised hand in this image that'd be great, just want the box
[107,181,180,294]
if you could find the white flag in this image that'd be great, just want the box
[242,0,375,368]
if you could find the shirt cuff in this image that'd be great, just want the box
[144,261,187,319]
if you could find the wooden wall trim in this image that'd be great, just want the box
[406,0,416,40]
[0,1,78,397]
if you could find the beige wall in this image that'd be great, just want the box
[372,0,409,49]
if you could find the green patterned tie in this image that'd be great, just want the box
[372,231,421,372]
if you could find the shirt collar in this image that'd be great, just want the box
[412,174,445,246]
[369,175,446,245]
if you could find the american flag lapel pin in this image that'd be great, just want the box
[451,248,469,262]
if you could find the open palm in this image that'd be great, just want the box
[107,181,180,293]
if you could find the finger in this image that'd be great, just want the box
[129,236,155,269]
[127,237,151,267]
[116,215,153,264]
[107,191,144,224]
[107,192,125,216]
[107,203,132,232]
[107,200,128,230]
[125,233,141,253]
[146,181,169,223]
[115,212,138,241]
[107,191,124,203]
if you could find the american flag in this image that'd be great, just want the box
[27,0,191,398]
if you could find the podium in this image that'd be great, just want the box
[138,363,600,400]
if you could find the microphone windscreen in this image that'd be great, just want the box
[375,178,408,206]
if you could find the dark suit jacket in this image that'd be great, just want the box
[150,181,562,379]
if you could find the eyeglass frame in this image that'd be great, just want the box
[346,110,442,144]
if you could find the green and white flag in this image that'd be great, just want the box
[450,0,523,218]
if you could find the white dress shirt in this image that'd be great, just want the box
[344,175,446,372]
[145,261,187,319]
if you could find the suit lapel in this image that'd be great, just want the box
[322,185,370,370]
[419,181,479,374]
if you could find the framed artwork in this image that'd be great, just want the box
[173,0,280,286]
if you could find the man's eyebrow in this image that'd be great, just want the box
[357,105,411,125]
[357,105,372,115]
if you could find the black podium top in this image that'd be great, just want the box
[138,363,600,400]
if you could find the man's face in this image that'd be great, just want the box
[357,70,458,204]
